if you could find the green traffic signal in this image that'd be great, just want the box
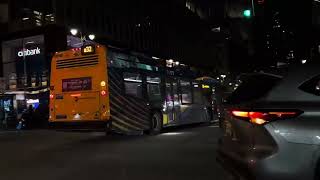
[243,9,251,18]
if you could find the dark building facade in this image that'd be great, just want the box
[259,0,312,71]
[2,0,223,77]
[313,0,320,58]
[223,0,313,76]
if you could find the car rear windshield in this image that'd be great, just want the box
[227,74,282,104]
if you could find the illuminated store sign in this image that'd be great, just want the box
[17,47,41,57]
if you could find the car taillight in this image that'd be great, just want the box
[231,110,302,125]
[50,94,54,99]
[101,90,107,96]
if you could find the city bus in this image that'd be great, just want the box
[49,44,218,134]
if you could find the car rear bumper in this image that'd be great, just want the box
[217,150,255,180]
[49,121,110,131]
[217,139,317,180]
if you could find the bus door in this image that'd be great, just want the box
[202,84,215,121]
[179,80,207,124]
[165,79,181,124]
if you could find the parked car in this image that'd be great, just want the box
[217,64,320,180]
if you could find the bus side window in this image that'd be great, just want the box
[147,76,161,102]
[193,83,204,104]
[173,82,179,104]
[123,72,143,98]
[180,80,192,104]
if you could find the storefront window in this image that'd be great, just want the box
[2,35,46,90]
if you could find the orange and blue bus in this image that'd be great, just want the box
[49,44,218,134]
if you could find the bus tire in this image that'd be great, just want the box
[105,121,112,135]
[149,112,162,135]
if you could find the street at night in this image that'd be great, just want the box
[1,0,320,179]
[0,124,231,180]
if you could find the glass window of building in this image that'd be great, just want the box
[2,35,46,90]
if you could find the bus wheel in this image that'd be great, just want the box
[150,112,162,135]
[105,121,112,135]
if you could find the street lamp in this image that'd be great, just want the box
[88,34,95,40]
[70,29,78,36]
[70,29,96,43]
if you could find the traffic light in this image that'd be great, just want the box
[243,9,252,18]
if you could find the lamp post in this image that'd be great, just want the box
[243,0,255,18]
[20,38,28,110]
[22,38,27,92]
[70,29,95,42]
[251,0,255,17]
[70,28,85,41]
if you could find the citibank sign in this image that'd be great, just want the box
[18,47,41,57]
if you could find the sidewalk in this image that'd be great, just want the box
[0,128,20,133]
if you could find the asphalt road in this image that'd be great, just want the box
[0,124,231,180]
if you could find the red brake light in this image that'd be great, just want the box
[101,90,107,96]
[50,94,54,99]
[71,94,81,97]
[231,110,301,125]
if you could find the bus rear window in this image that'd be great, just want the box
[62,77,92,92]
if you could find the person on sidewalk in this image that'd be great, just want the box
[17,105,33,130]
